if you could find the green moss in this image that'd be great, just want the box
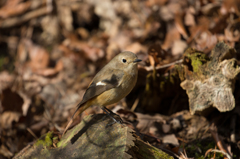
[134,139,173,159]
[80,72,91,78]
[152,69,157,81]
[175,65,185,81]
[149,147,172,159]
[57,116,92,148]
[145,82,150,92]
[57,123,81,148]
[186,53,208,73]
[145,73,153,92]
[185,140,227,159]
[53,136,58,140]
[57,134,71,148]
[160,81,165,92]
[0,56,4,71]
[35,132,53,147]
[0,54,15,72]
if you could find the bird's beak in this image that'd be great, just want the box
[133,59,142,63]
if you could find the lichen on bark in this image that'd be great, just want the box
[14,114,173,159]
[177,42,240,115]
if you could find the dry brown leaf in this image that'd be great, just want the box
[0,144,13,158]
[17,39,50,72]
[109,32,131,50]
[18,91,31,116]
[172,40,187,56]
[35,68,58,77]
[29,119,49,132]
[55,0,73,31]
[0,0,29,18]
[0,111,21,129]
[195,30,217,51]
[0,71,15,91]
[160,5,174,21]
[22,71,49,86]
[77,27,90,40]
[0,1,46,19]
[0,1,51,28]
[162,124,171,133]
[201,3,221,15]
[106,42,120,61]
[148,55,155,67]
[17,39,28,63]
[175,13,188,39]
[125,42,147,54]
[148,43,170,67]
[40,15,60,44]
[185,8,196,26]
[28,42,49,71]
[220,0,240,15]
[162,134,179,146]
[113,1,131,16]
[35,59,63,76]
[63,38,105,62]
[187,16,209,42]
[23,81,42,95]
[136,113,167,134]
[162,24,181,50]
[143,17,161,39]
[224,27,240,42]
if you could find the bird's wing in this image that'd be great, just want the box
[78,69,124,107]
[62,69,124,135]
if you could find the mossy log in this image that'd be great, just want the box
[14,114,173,159]
[177,42,240,115]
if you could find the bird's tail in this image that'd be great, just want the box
[62,102,91,135]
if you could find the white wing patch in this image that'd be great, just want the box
[96,81,106,86]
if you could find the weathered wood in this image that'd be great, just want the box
[177,42,240,115]
[14,114,173,159]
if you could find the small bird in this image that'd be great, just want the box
[62,51,141,135]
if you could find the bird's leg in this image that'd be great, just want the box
[101,107,123,125]
[104,107,123,122]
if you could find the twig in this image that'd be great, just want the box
[205,149,232,159]
[210,124,232,159]
[0,7,52,28]
[13,143,33,159]
[144,59,183,71]
[130,97,139,112]
[26,128,38,139]
[230,114,236,142]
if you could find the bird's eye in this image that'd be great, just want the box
[122,59,127,63]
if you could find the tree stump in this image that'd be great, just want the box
[177,42,240,115]
[14,114,173,159]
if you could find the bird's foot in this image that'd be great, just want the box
[101,107,123,126]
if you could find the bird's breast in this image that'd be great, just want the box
[94,72,137,106]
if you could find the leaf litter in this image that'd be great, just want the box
[0,0,240,158]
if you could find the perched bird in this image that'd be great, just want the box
[62,51,141,135]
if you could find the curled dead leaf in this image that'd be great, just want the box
[0,111,21,129]
[0,71,15,91]
[18,91,31,116]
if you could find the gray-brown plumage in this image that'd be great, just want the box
[62,51,141,135]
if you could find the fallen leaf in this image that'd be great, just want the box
[0,71,15,91]
[0,144,13,158]
[162,134,179,146]
[175,12,188,39]
[18,91,31,116]
[0,111,21,129]
[162,24,181,50]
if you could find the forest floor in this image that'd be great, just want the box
[0,0,240,158]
